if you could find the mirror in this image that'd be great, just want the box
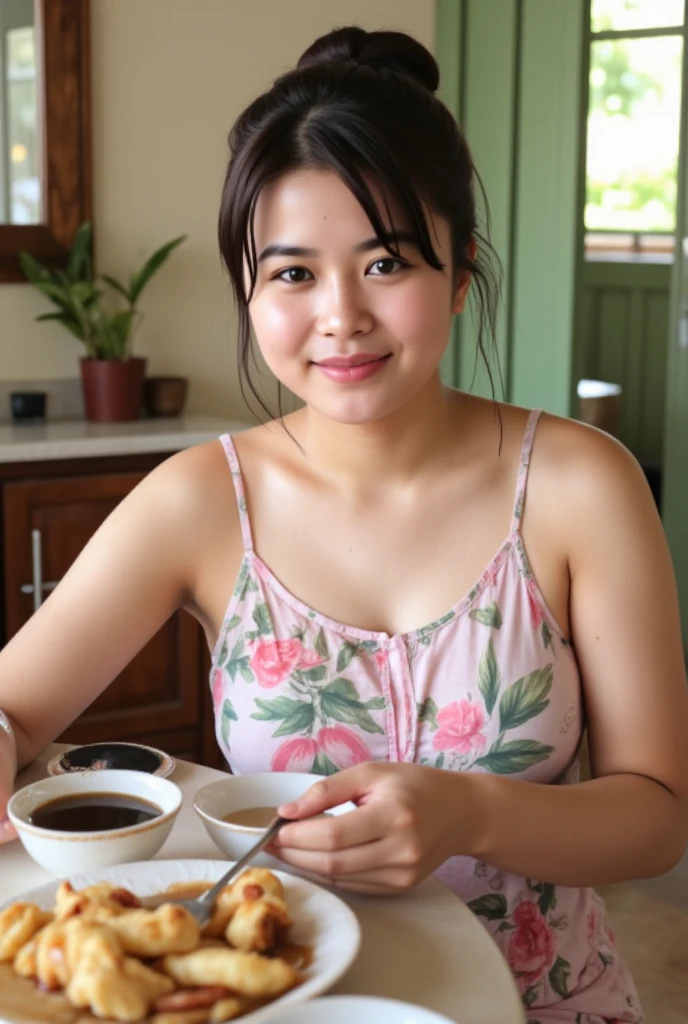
[0,0,40,224]
[0,0,91,281]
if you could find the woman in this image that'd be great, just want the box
[1,26,686,1023]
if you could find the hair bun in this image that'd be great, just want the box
[297,25,439,93]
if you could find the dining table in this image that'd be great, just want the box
[1,743,525,1024]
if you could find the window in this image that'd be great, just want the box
[585,0,685,259]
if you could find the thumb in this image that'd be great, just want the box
[277,764,370,819]
[0,816,17,844]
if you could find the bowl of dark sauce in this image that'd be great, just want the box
[7,769,182,875]
[47,741,175,778]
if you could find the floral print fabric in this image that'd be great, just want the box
[210,410,643,1023]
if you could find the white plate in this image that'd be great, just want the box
[258,996,457,1024]
[0,858,361,1024]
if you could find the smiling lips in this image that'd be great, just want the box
[313,352,392,382]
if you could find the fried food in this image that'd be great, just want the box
[0,902,53,961]
[225,895,291,953]
[162,947,299,998]
[2,868,302,1023]
[106,904,200,957]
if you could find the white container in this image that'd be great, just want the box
[8,768,182,875]
[193,772,354,870]
[258,996,457,1024]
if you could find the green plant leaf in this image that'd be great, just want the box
[101,273,132,302]
[468,602,502,629]
[538,883,557,916]
[417,697,439,730]
[336,641,358,672]
[478,638,500,716]
[320,678,384,734]
[312,752,339,776]
[315,627,329,660]
[467,894,507,920]
[548,956,571,999]
[475,738,554,775]
[128,235,186,305]
[66,221,93,282]
[251,696,306,721]
[272,701,315,738]
[499,666,553,732]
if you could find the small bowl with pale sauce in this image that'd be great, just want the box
[193,772,355,871]
[7,768,182,875]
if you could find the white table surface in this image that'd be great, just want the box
[1,745,525,1024]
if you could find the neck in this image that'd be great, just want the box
[290,376,463,495]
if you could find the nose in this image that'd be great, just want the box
[315,275,374,339]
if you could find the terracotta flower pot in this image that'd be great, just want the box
[80,357,147,423]
[143,376,188,417]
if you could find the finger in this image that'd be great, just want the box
[0,817,17,844]
[269,835,397,877]
[278,764,371,820]
[274,803,382,852]
[334,879,402,895]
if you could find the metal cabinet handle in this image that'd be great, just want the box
[20,529,59,612]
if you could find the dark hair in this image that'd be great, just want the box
[218,25,502,427]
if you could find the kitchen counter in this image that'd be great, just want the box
[0,416,250,463]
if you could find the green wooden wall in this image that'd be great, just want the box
[436,0,584,416]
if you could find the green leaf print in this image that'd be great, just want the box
[295,665,328,683]
[498,666,553,732]
[417,697,439,730]
[467,894,507,920]
[252,603,272,636]
[541,620,553,650]
[312,752,339,776]
[227,636,252,683]
[246,574,259,593]
[272,702,315,737]
[251,696,307,721]
[435,753,445,768]
[320,679,384,734]
[228,615,242,631]
[548,956,571,999]
[522,987,539,1009]
[478,639,500,717]
[365,697,387,711]
[468,602,502,629]
[538,883,557,916]
[336,641,358,672]
[315,627,330,660]
[475,738,554,775]
[220,698,238,749]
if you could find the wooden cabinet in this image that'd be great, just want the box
[0,452,224,770]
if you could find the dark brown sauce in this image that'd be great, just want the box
[29,793,161,832]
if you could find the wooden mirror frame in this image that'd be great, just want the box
[0,0,91,282]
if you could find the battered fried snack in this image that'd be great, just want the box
[67,931,174,1022]
[106,904,200,957]
[201,868,285,939]
[162,947,299,998]
[0,902,53,961]
[208,997,246,1022]
[34,919,122,990]
[55,881,141,922]
[224,895,291,953]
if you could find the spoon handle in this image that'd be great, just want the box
[199,815,288,906]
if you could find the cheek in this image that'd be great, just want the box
[381,278,453,353]
[249,296,307,360]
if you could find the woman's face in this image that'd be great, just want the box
[247,168,470,425]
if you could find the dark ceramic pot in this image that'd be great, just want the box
[80,357,147,423]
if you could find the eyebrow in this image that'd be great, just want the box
[257,231,420,263]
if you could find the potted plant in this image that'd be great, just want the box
[19,222,186,422]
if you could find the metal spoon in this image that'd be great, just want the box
[169,815,288,928]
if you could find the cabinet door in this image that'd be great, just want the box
[2,473,204,756]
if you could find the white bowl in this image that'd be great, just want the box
[193,772,355,870]
[8,768,182,875]
[258,996,457,1024]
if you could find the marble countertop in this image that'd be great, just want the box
[0,416,250,464]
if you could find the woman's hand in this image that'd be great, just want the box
[0,734,17,844]
[271,762,475,894]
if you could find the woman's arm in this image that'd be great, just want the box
[463,422,688,884]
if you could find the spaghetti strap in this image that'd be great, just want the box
[509,409,542,536]
[219,434,255,554]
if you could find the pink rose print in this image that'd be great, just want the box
[506,900,556,986]
[374,650,387,671]
[249,639,322,688]
[526,580,544,630]
[318,726,370,769]
[212,668,224,711]
[271,736,319,773]
[433,700,486,755]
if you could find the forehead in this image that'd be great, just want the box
[252,168,411,241]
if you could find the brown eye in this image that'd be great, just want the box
[276,267,312,283]
[368,257,406,276]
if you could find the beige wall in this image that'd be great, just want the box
[0,0,434,419]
